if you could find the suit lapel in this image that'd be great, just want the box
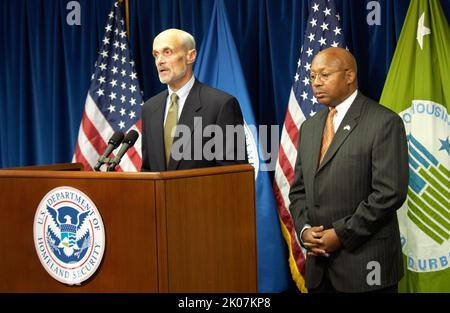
[167,81,203,170]
[317,92,364,173]
[150,91,168,170]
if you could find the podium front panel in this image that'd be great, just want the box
[0,173,159,292]
[162,170,257,292]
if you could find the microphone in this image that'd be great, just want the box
[107,130,139,172]
[94,131,124,171]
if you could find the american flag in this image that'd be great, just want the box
[73,2,143,171]
[273,0,346,292]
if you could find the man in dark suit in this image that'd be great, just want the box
[289,47,409,292]
[141,29,246,171]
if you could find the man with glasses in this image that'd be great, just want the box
[288,47,409,293]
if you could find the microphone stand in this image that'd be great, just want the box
[94,157,112,172]
[106,162,117,172]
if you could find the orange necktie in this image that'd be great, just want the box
[319,107,337,164]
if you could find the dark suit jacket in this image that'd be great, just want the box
[289,91,409,292]
[141,80,247,171]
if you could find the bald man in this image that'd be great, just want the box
[288,48,408,292]
[141,29,247,171]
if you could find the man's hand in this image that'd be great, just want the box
[302,226,329,257]
[302,227,342,257]
[320,228,341,253]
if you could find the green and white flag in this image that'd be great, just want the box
[380,0,450,292]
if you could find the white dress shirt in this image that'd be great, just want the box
[163,75,196,124]
[332,89,357,132]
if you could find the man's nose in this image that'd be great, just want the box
[156,55,165,65]
[312,77,322,87]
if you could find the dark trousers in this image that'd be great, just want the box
[308,270,398,293]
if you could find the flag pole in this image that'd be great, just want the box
[125,0,130,40]
[118,0,130,39]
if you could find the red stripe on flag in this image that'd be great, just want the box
[278,145,295,185]
[81,110,107,155]
[126,146,141,171]
[135,119,142,132]
[74,142,93,171]
[284,110,299,150]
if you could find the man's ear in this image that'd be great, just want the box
[186,49,197,64]
[346,70,356,84]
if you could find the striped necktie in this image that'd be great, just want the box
[319,107,337,164]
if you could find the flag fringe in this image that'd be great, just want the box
[279,217,308,293]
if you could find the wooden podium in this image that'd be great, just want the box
[0,164,257,292]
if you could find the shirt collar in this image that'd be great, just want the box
[168,75,195,99]
[334,89,358,113]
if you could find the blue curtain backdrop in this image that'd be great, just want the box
[1,0,450,168]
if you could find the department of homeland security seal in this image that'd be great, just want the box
[33,186,105,285]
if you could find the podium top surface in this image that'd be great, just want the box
[0,164,254,180]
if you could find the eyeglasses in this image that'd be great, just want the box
[309,69,348,83]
